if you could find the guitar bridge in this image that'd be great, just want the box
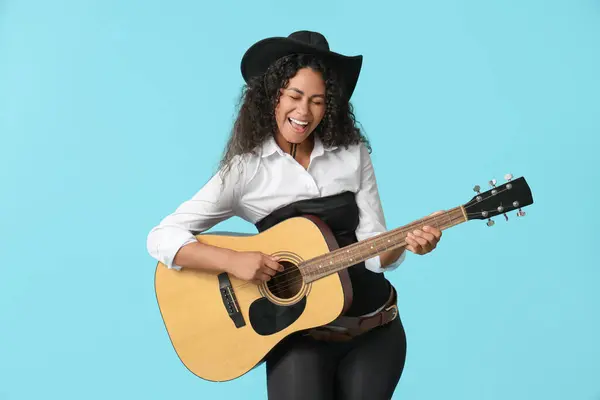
[218,273,246,328]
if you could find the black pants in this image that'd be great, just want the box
[265,317,407,400]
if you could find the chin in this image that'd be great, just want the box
[283,130,313,144]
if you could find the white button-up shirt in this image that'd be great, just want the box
[146,135,405,272]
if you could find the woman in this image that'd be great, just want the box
[147,30,442,399]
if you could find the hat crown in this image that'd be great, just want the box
[241,30,362,99]
[287,30,330,51]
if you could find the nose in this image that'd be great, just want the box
[296,99,310,117]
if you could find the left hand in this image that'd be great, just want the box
[405,211,443,255]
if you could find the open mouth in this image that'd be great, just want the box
[288,117,309,133]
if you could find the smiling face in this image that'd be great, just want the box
[274,67,327,144]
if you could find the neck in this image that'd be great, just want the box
[301,206,468,282]
[274,133,314,158]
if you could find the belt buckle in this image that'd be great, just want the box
[384,304,398,321]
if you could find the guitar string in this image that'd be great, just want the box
[218,184,521,293]
[266,183,518,284]
[269,183,520,285]
[228,211,473,294]
[230,199,492,293]
[237,203,514,296]
[230,198,513,294]
[288,184,521,289]
[297,208,460,274]
[242,213,469,295]
[230,195,518,294]
[229,211,463,292]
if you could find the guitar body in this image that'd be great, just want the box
[154,215,351,382]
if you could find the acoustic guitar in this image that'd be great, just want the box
[154,174,534,382]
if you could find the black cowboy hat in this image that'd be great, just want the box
[240,30,363,100]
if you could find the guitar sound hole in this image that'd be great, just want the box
[267,261,303,299]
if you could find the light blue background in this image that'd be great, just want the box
[1,0,598,399]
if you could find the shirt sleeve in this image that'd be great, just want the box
[355,143,406,273]
[146,157,245,270]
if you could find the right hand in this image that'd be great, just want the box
[227,251,284,284]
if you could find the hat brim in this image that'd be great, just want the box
[241,37,363,100]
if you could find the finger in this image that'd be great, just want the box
[264,258,284,273]
[411,233,429,247]
[405,235,422,254]
[413,229,436,242]
[409,232,431,253]
[257,272,271,282]
[422,225,442,240]
[261,266,277,277]
[405,241,418,253]
[405,245,417,253]
[407,246,423,254]
[406,233,420,246]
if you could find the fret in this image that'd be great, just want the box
[346,245,357,265]
[446,210,453,229]
[375,236,389,252]
[301,208,467,283]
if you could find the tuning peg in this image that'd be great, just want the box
[487,218,495,227]
[505,174,514,189]
[488,179,498,195]
[504,213,509,221]
[473,185,481,194]
[517,208,526,217]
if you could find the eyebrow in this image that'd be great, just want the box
[286,87,325,99]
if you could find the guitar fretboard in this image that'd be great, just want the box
[301,207,467,282]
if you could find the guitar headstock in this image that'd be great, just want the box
[463,174,533,226]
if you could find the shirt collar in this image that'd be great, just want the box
[260,135,338,158]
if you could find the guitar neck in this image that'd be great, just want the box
[302,206,467,282]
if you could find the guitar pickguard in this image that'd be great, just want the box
[248,297,306,336]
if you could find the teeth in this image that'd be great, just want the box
[290,118,309,126]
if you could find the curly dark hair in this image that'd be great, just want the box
[218,53,370,178]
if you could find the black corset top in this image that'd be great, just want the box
[255,191,392,316]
